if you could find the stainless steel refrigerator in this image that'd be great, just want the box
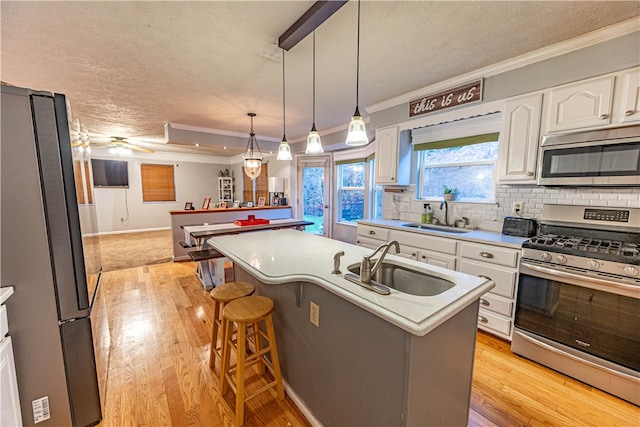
[1,84,102,426]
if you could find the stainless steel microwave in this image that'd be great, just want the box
[538,125,640,187]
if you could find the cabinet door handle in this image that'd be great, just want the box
[390,177,395,181]
[599,114,609,120]
[479,252,494,259]
[479,298,490,306]
[421,255,426,259]
[526,171,534,176]
[478,316,489,323]
[478,274,492,281]
[626,110,635,116]
[368,230,376,235]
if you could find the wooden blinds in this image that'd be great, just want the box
[242,163,268,203]
[141,164,176,202]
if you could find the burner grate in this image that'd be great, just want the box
[525,234,640,261]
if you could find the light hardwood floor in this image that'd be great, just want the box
[93,261,640,426]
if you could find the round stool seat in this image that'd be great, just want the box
[223,296,274,324]
[210,281,254,302]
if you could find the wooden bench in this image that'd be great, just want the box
[188,248,223,261]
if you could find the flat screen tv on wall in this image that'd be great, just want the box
[91,159,129,188]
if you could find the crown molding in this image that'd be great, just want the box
[165,122,281,142]
[92,150,233,165]
[366,17,640,114]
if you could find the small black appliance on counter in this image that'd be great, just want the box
[502,216,537,237]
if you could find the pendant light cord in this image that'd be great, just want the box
[312,31,316,126]
[356,0,361,106]
[282,51,286,136]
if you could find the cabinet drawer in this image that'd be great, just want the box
[460,242,519,267]
[478,309,512,337]
[397,244,419,260]
[459,259,517,299]
[418,249,456,270]
[357,225,389,241]
[356,236,385,249]
[0,305,7,337]
[479,292,513,317]
[389,229,457,255]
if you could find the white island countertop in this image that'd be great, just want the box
[207,229,494,336]
[0,287,14,305]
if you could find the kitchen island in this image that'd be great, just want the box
[207,229,494,426]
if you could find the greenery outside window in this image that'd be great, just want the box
[336,159,365,223]
[415,133,499,202]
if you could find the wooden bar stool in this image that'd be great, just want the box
[208,282,255,372]
[220,295,285,426]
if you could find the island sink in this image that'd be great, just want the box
[346,261,455,296]
[402,222,469,234]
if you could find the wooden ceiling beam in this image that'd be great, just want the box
[278,1,349,51]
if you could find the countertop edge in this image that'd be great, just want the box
[0,287,15,305]
[357,219,528,249]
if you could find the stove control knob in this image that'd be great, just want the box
[555,255,568,264]
[541,252,552,262]
[587,260,601,270]
[623,266,639,276]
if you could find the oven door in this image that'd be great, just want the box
[515,261,640,371]
[537,139,640,187]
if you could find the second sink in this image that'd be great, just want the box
[402,223,469,234]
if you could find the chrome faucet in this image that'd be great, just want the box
[440,200,449,226]
[360,241,400,284]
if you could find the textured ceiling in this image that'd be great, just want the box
[1,1,639,156]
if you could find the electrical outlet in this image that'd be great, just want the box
[512,201,524,215]
[310,301,320,327]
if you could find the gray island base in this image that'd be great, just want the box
[234,266,479,426]
[208,230,492,426]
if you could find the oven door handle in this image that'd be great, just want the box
[520,262,640,299]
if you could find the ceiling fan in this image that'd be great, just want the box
[75,135,155,155]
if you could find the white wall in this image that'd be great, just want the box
[92,151,233,233]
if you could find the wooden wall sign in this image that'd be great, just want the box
[409,80,483,117]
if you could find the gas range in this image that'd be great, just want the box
[521,205,640,283]
[513,204,640,405]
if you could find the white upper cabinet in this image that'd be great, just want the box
[374,125,411,185]
[545,76,614,132]
[618,69,640,124]
[497,93,543,183]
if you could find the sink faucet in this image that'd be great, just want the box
[360,241,400,284]
[332,251,345,274]
[440,200,449,226]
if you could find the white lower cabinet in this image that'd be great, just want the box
[1,298,22,427]
[459,242,520,340]
[418,249,456,270]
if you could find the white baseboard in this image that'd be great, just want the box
[94,226,171,237]
[283,380,323,427]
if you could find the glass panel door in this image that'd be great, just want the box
[298,157,331,237]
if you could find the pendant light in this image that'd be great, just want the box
[243,113,263,180]
[277,50,293,161]
[305,31,324,154]
[345,0,368,146]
